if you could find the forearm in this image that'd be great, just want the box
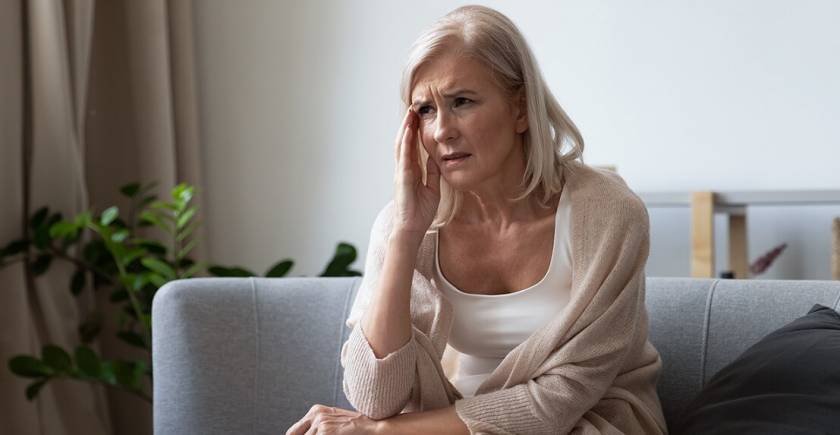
[376,404,470,435]
[360,231,423,358]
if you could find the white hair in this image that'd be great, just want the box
[399,5,585,231]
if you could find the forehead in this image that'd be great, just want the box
[410,53,496,99]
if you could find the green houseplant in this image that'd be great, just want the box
[2,181,361,402]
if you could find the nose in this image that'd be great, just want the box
[432,109,458,145]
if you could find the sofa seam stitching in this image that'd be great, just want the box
[699,279,719,389]
[251,277,261,434]
[334,278,357,406]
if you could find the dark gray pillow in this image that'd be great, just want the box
[674,304,840,435]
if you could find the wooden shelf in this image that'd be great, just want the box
[637,190,840,279]
[640,190,840,207]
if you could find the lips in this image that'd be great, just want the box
[442,152,471,161]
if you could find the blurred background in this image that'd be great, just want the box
[1,0,839,434]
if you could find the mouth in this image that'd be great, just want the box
[442,152,472,162]
[441,153,471,167]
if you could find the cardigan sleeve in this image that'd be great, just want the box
[453,195,652,435]
[340,200,418,419]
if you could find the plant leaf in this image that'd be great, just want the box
[33,223,51,250]
[100,206,119,226]
[146,273,167,288]
[110,288,129,302]
[2,239,29,257]
[172,183,193,204]
[139,211,172,233]
[48,221,78,239]
[181,261,204,278]
[9,356,53,378]
[119,182,141,198]
[176,206,197,229]
[121,247,146,267]
[74,211,92,227]
[131,273,149,291]
[29,207,49,229]
[41,345,72,372]
[265,260,293,277]
[100,361,117,385]
[111,229,129,243]
[117,331,147,349]
[112,360,142,389]
[30,254,53,276]
[25,379,48,401]
[82,239,107,264]
[176,219,200,242]
[150,201,178,212]
[141,257,175,280]
[78,312,103,344]
[176,238,197,260]
[320,242,361,276]
[207,265,256,277]
[74,346,102,378]
[133,239,167,256]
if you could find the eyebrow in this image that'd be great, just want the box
[411,88,478,108]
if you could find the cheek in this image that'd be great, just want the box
[418,123,434,151]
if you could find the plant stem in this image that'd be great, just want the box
[48,244,115,286]
[114,257,152,351]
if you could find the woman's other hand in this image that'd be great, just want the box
[392,108,441,240]
[285,404,380,435]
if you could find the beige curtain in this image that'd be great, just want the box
[1,1,206,434]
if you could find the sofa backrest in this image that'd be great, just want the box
[152,277,840,434]
[645,278,840,427]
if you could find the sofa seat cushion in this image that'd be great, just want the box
[674,303,840,434]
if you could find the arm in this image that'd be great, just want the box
[360,231,422,358]
[375,405,470,435]
[340,203,427,419]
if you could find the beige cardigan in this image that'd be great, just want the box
[340,161,668,435]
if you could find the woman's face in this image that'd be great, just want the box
[410,52,528,193]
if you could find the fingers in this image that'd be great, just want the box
[287,404,358,435]
[425,152,441,192]
[394,108,414,164]
[286,418,309,435]
[399,110,419,173]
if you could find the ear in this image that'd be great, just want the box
[512,89,528,134]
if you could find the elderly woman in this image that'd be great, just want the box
[287,5,667,435]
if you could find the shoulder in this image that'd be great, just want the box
[564,161,648,229]
[369,199,396,241]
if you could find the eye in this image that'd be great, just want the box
[454,97,472,107]
[417,105,434,116]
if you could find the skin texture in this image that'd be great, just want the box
[411,51,530,231]
[287,49,541,435]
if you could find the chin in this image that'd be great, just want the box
[442,174,476,192]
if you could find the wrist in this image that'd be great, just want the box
[388,229,425,251]
[372,418,394,435]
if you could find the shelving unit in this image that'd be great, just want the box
[637,190,840,278]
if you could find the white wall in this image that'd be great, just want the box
[193,0,840,279]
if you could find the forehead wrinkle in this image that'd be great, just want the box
[411,78,477,106]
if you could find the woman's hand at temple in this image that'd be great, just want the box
[285,404,381,435]
[392,108,441,240]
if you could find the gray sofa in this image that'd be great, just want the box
[152,277,840,434]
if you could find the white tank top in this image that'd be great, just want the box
[433,190,573,398]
